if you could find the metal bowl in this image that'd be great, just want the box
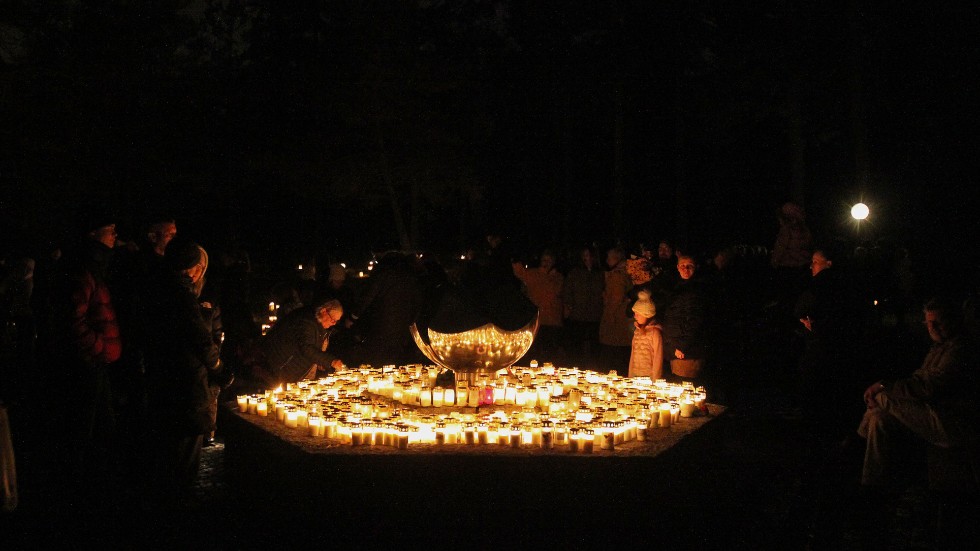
[410,314,539,376]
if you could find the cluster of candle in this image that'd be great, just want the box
[261,302,279,336]
[236,364,708,452]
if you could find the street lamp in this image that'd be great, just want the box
[851,202,870,220]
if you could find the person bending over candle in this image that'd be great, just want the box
[257,298,347,386]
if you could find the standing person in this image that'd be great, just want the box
[662,254,711,385]
[346,251,421,366]
[51,213,123,507]
[771,202,813,320]
[138,238,220,510]
[190,245,233,446]
[599,246,633,374]
[628,290,664,379]
[794,246,866,438]
[512,249,565,364]
[562,245,605,369]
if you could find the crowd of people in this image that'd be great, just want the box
[0,201,977,538]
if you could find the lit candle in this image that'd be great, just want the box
[285,407,299,428]
[247,397,258,415]
[435,422,446,445]
[509,426,522,448]
[477,425,489,445]
[569,430,580,453]
[536,386,550,409]
[308,415,322,437]
[680,400,697,418]
[256,401,268,417]
[444,388,456,407]
[582,430,595,454]
[467,388,480,408]
[463,424,476,445]
[600,423,615,451]
[498,426,510,446]
[504,386,517,405]
[397,428,410,450]
[420,387,432,407]
[237,395,248,413]
[493,385,505,406]
[432,386,445,408]
[350,424,363,446]
[671,402,681,424]
[658,403,672,428]
[541,422,554,450]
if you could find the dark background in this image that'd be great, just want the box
[1,1,977,291]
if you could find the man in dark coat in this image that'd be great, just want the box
[662,254,711,383]
[259,298,345,386]
[138,237,220,507]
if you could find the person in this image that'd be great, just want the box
[345,251,421,366]
[561,245,605,369]
[257,298,346,387]
[794,245,866,437]
[598,246,633,374]
[628,289,664,379]
[771,202,813,320]
[50,213,124,506]
[662,254,711,384]
[138,238,221,509]
[512,249,565,363]
[857,298,978,491]
[189,245,233,446]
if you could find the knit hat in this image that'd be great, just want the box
[165,237,203,271]
[631,289,656,318]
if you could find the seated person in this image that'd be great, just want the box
[256,298,346,387]
[858,297,978,491]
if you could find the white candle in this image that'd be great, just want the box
[432,387,445,408]
[285,408,298,428]
[658,403,672,428]
[680,400,697,418]
[237,395,249,413]
[308,415,321,437]
[247,397,258,415]
[256,401,268,417]
[569,432,580,453]
[582,430,594,454]
[467,388,480,408]
[444,388,456,406]
[420,388,432,407]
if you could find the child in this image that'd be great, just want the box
[628,290,664,379]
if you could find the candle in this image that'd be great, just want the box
[498,426,510,446]
[582,430,594,454]
[658,403,672,428]
[680,400,697,418]
[671,402,681,424]
[285,407,298,428]
[541,423,554,450]
[444,388,456,407]
[493,385,505,406]
[504,386,517,405]
[397,429,410,450]
[435,423,446,445]
[247,397,258,415]
[600,423,615,450]
[477,425,489,445]
[256,401,268,417]
[324,418,337,439]
[509,426,522,448]
[569,431,580,453]
[463,424,476,445]
[308,415,322,437]
[420,388,432,407]
[432,387,445,408]
[237,395,249,413]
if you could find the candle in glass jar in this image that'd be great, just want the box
[237,395,249,413]
[247,397,258,415]
[541,423,554,449]
[256,401,268,417]
[658,403,672,428]
[444,388,456,407]
[285,407,299,428]
[509,426,522,448]
[420,388,432,407]
[432,387,445,408]
[569,431,580,453]
[582,430,595,454]
[308,415,322,437]
[477,425,489,445]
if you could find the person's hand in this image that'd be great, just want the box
[864,381,885,409]
[800,317,812,331]
[674,349,685,360]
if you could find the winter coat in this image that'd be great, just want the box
[140,270,219,436]
[513,264,564,327]
[599,264,633,347]
[59,241,122,367]
[562,266,604,323]
[662,278,710,361]
[261,305,338,383]
[629,322,664,379]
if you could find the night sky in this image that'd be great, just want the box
[1,1,976,291]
